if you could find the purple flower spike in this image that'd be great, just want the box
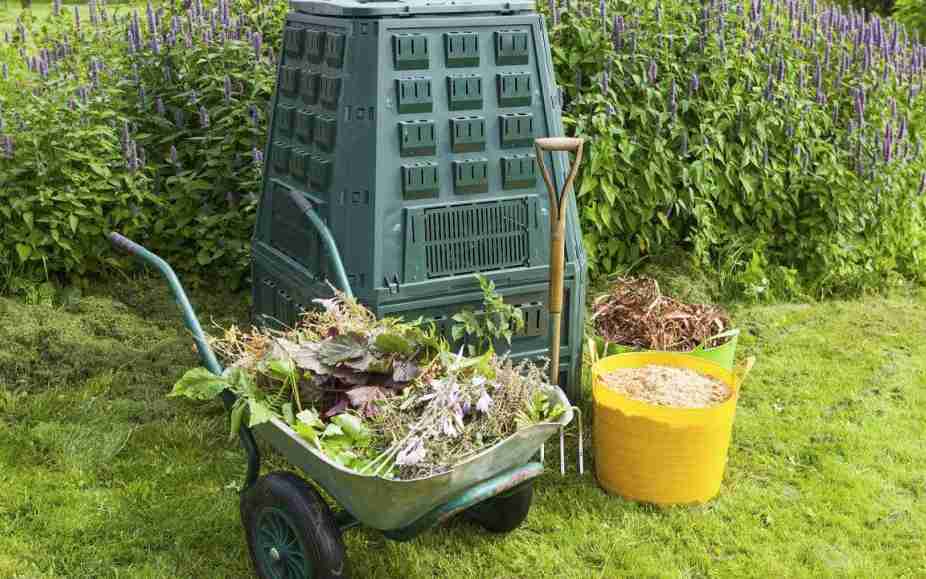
[146,0,156,35]
[199,106,210,128]
[53,0,61,17]
[918,172,926,196]
[224,75,232,102]
[170,144,179,166]
[2,63,7,81]
[883,122,893,162]
[156,96,165,116]
[669,79,677,118]
[252,32,262,59]
[2,135,13,159]
[647,58,657,84]
[689,72,699,96]
[612,15,624,51]
[75,6,81,31]
[253,147,263,164]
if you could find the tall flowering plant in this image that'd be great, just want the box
[545,0,926,298]
[0,0,286,287]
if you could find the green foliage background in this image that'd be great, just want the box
[548,0,926,299]
[3,0,926,300]
[0,0,286,289]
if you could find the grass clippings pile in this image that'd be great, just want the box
[171,293,566,479]
[592,276,732,351]
[601,365,731,408]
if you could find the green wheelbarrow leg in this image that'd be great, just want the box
[380,462,544,542]
[108,232,262,490]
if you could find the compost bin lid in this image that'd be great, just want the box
[292,0,535,17]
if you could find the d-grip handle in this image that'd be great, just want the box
[534,137,584,153]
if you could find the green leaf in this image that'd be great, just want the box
[374,332,414,356]
[15,244,32,262]
[294,422,320,447]
[228,400,246,443]
[169,367,227,400]
[247,399,275,427]
[89,163,111,179]
[323,423,344,438]
[296,408,324,428]
[282,402,296,425]
[318,334,367,365]
[68,215,79,234]
[330,413,371,442]
[266,358,296,380]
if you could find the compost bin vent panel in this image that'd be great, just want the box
[269,183,322,272]
[404,196,537,281]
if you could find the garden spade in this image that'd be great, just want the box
[534,137,584,387]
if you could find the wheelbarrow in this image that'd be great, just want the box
[108,232,574,579]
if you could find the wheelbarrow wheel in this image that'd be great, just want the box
[241,471,348,579]
[463,483,534,533]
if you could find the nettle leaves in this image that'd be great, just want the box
[169,367,228,401]
[292,408,382,473]
[279,327,426,418]
[170,366,276,441]
[451,274,525,356]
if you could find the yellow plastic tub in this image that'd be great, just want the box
[593,352,741,505]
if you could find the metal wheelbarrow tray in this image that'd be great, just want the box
[109,232,572,578]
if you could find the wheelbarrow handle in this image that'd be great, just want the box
[107,231,223,378]
[108,230,263,490]
[534,137,584,153]
[109,231,146,256]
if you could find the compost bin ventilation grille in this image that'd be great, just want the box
[404,196,539,281]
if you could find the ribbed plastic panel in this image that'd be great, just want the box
[403,196,540,281]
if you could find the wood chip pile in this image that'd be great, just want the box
[600,365,731,408]
[592,276,731,351]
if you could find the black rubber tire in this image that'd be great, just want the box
[240,471,348,579]
[463,483,534,533]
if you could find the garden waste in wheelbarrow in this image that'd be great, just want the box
[108,232,574,578]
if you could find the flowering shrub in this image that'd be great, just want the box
[548,0,926,298]
[4,0,926,299]
[0,0,284,287]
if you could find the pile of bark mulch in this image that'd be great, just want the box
[591,276,732,352]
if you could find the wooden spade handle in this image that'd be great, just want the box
[534,137,584,153]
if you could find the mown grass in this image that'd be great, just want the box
[1,278,925,578]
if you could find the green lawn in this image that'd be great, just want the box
[1,278,925,578]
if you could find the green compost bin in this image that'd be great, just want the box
[252,0,588,399]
